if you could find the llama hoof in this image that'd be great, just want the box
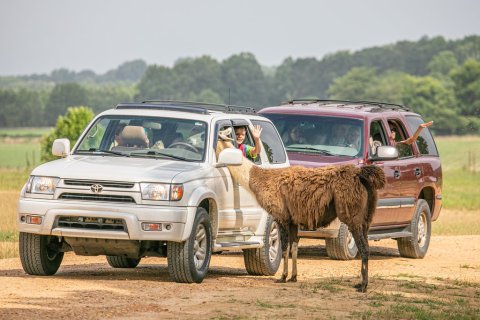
[275,278,287,283]
[354,283,367,293]
[287,277,297,282]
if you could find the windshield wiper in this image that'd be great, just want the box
[76,148,128,156]
[130,150,195,161]
[286,146,334,156]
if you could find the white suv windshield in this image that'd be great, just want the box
[75,116,208,162]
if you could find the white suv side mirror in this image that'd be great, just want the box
[217,148,243,166]
[52,139,70,157]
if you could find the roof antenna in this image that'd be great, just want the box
[228,88,231,105]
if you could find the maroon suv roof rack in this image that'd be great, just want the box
[286,99,411,112]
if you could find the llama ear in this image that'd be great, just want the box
[218,127,233,141]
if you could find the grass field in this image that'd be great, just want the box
[0,191,19,259]
[0,135,478,259]
[0,141,41,168]
[0,127,52,138]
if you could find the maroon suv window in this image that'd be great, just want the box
[261,114,364,158]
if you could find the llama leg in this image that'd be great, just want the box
[276,224,289,283]
[276,241,289,283]
[288,224,299,282]
[351,228,369,292]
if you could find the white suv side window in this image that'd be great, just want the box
[251,120,287,164]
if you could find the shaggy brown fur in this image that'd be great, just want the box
[216,136,385,292]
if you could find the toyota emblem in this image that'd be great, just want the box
[90,184,103,193]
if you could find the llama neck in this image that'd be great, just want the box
[227,158,254,190]
[215,139,255,191]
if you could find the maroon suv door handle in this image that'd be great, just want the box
[394,170,401,179]
[414,167,422,176]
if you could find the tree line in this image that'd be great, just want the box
[1,35,479,135]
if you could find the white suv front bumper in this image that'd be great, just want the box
[17,197,197,242]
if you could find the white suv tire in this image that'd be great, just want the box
[19,232,64,276]
[106,256,141,268]
[167,207,212,283]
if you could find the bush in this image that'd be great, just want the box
[40,106,94,162]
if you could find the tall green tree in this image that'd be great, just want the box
[327,67,379,100]
[401,75,461,134]
[0,89,44,127]
[44,83,88,126]
[427,51,459,77]
[86,85,135,113]
[274,57,322,102]
[136,65,177,101]
[450,58,480,116]
[102,59,147,82]
[173,56,224,98]
[221,52,268,107]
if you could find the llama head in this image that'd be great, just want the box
[216,127,235,157]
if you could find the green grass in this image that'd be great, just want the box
[351,278,480,320]
[0,142,41,168]
[0,127,52,138]
[436,136,480,210]
[442,169,480,210]
[435,136,480,172]
[0,169,30,190]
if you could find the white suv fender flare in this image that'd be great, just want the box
[180,187,218,241]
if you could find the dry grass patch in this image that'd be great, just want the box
[0,241,18,259]
[0,191,19,258]
[433,209,480,236]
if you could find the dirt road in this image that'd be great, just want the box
[1,236,479,319]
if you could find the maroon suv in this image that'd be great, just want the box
[259,100,442,260]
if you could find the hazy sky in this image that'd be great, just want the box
[1,0,479,76]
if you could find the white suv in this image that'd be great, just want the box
[18,101,289,283]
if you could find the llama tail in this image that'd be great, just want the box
[359,165,386,190]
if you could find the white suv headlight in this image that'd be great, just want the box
[26,176,60,195]
[140,183,183,201]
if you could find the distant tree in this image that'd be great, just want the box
[0,89,44,127]
[40,106,94,162]
[365,71,411,103]
[0,89,16,127]
[44,83,88,126]
[401,75,461,135]
[274,57,322,102]
[427,51,459,76]
[76,70,97,82]
[450,58,480,116]
[173,56,224,98]
[315,51,353,98]
[221,53,268,107]
[102,59,147,82]
[453,35,480,62]
[187,89,224,104]
[87,85,135,113]
[136,65,177,101]
[327,67,379,100]
[50,68,77,83]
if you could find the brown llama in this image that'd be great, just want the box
[216,130,385,292]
